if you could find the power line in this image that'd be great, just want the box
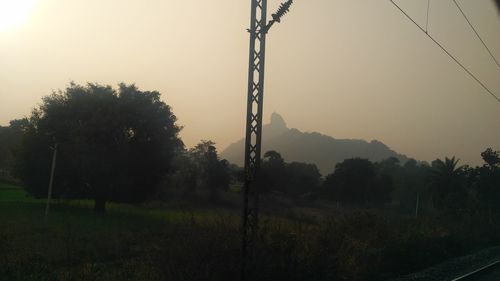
[452,0,500,68]
[389,0,500,104]
[426,0,431,33]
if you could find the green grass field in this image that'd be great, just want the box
[2,182,499,281]
[0,183,338,281]
[0,182,246,281]
[0,182,31,201]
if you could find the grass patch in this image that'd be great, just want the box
[0,183,40,203]
[2,185,500,281]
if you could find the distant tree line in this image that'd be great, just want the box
[255,148,500,218]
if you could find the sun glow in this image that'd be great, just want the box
[0,0,36,32]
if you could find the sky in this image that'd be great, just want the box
[0,0,499,166]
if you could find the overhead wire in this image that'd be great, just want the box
[452,0,500,68]
[426,0,431,33]
[389,0,500,104]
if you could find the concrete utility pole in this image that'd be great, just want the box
[45,143,58,221]
[241,0,294,279]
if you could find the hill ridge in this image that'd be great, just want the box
[221,113,409,174]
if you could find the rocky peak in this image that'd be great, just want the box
[269,112,287,132]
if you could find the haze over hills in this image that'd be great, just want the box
[220,113,410,175]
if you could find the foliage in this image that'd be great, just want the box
[476,148,500,217]
[2,193,500,281]
[189,140,231,200]
[0,119,27,180]
[3,167,500,281]
[258,151,287,194]
[323,158,393,206]
[284,162,322,199]
[166,149,199,196]
[258,150,321,199]
[429,157,467,210]
[481,148,500,170]
[393,159,431,213]
[15,83,182,212]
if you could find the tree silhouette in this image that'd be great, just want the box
[16,83,182,213]
[388,158,431,213]
[284,162,321,199]
[323,158,392,206]
[481,148,500,171]
[477,148,500,219]
[263,150,285,164]
[258,150,321,199]
[168,149,200,196]
[0,119,28,179]
[190,140,231,200]
[258,150,286,194]
[429,157,466,209]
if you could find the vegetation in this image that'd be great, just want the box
[257,150,321,199]
[189,140,232,201]
[164,140,235,203]
[1,184,500,281]
[323,158,393,206]
[0,119,25,181]
[13,83,182,213]
[0,82,499,280]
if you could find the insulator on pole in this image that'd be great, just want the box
[272,0,293,23]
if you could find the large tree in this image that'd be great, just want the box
[190,140,231,201]
[323,158,393,206]
[16,83,182,212]
[388,158,431,212]
[258,151,322,199]
[258,150,287,194]
[284,162,321,199]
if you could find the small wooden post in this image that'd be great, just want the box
[45,143,58,221]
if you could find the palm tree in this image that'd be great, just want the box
[432,157,463,182]
[430,157,465,209]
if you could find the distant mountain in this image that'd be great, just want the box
[220,113,409,175]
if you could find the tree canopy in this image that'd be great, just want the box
[323,158,393,206]
[16,83,182,212]
[258,150,321,199]
[0,119,27,179]
[189,140,231,200]
[429,157,467,209]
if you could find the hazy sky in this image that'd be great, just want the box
[1,0,499,166]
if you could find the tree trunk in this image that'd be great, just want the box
[94,197,106,214]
